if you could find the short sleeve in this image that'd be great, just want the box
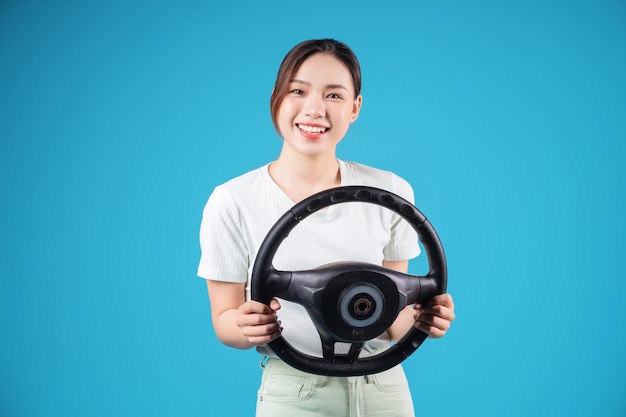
[382,174,421,261]
[197,185,249,282]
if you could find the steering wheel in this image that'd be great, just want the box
[251,186,447,377]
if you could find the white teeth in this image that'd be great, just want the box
[298,124,327,133]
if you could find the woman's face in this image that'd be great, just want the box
[276,53,362,160]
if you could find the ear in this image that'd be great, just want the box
[351,95,363,123]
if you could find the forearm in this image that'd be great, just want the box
[386,306,416,342]
[381,260,414,342]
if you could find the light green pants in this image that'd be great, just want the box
[256,358,415,417]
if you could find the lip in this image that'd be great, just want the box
[296,123,330,139]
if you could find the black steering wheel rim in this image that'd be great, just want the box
[251,186,447,376]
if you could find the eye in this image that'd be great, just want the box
[327,93,343,99]
[290,89,305,95]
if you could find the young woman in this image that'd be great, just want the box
[198,39,455,417]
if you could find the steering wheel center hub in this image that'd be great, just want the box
[324,271,399,342]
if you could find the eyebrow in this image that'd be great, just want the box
[290,79,349,91]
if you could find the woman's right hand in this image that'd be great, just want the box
[235,298,282,346]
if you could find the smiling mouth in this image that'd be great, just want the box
[297,124,328,134]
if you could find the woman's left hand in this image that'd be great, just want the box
[413,293,455,338]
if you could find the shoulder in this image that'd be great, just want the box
[342,160,415,203]
[210,165,269,202]
[220,165,267,191]
[200,165,272,221]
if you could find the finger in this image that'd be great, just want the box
[414,321,447,338]
[425,293,454,308]
[269,298,281,311]
[243,322,283,345]
[414,314,451,338]
[239,300,273,315]
[236,311,279,327]
[420,304,456,322]
[241,320,282,338]
[415,312,450,330]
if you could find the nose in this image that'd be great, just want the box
[304,94,325,119]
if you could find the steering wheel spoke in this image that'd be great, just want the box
[320,339,364,365]
[320,339,335,362]
[280,267,337,307]
[348,343,364,363]
[384,270,443,306]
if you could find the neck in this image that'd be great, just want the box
[269,150,341,203]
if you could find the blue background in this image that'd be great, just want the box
[1,1,625,416]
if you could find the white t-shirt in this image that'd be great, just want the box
[198,159,420,357]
